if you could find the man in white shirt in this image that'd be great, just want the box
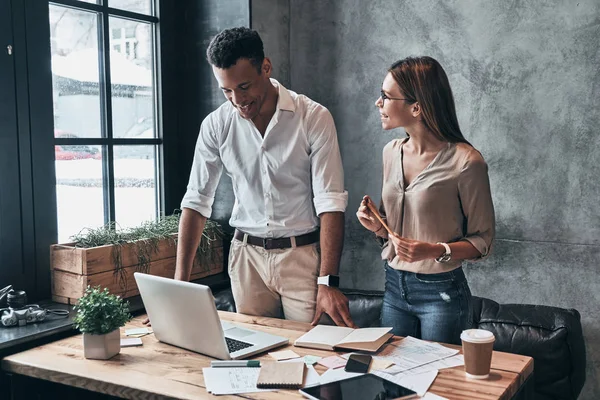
[177,27,355,327]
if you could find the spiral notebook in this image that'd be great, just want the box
[256,361,305,389]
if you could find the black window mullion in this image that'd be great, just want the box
[99,4,116,225]
[49,0,158,23]
[54,138,162,145]
[152,12,162,220]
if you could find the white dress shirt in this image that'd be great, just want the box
[181,79,348,238]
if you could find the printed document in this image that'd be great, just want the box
[375,336,458,374]
[202,367,273,395]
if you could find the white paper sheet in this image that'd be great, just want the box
[318,367,364,384]
[421,392,449,400]
[303,365,321,388]
[202,367,273,395]
[393,354,463,377]
[375,336,458,374]
[373,369,438,396]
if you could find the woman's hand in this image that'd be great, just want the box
[356,195,383,233]
[388,233,442,263]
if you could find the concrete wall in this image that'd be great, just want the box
[167,0,249,222]
[253,0,599,398]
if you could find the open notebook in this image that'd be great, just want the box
[294,325,393,352]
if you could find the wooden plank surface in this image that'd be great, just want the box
[1,312,533,400]
[52,254,223,303]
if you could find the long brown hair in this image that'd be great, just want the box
[389,56,470,145]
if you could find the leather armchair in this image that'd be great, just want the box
[212,287,586,400]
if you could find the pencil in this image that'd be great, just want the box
[365,198,393,236]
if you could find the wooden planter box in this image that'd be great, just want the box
[51,234,223,305]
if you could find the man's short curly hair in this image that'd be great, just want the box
[206,27,265,72]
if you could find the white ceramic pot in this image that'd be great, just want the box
[83,329,120,360]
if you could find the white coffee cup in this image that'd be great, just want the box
[461,329,495,379]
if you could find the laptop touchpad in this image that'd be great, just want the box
[225,327,255,339]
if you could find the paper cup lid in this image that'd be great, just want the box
[461,329,495,343]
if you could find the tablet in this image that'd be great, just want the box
[299,374,418,400]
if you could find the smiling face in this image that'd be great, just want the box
[212,58,272,121]
[375,72,419,131]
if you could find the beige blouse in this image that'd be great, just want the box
[380,138,495,274]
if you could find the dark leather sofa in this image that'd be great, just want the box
[213,287,586,400]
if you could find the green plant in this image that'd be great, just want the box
[73,286,132,335]
[69,212,225,290]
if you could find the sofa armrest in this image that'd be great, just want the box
[472,296,586,400]
[341,289,384,328]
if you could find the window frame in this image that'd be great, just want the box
[50,0,164,228]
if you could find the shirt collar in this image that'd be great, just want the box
[271,78,296,113]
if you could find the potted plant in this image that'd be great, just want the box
[73,286,132,360]
[50,213,225,305]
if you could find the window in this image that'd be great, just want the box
[49,0,161,242]
[111,26,138,60]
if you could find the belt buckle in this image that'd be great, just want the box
[262,238,274,250]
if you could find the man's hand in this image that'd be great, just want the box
[388,233,441,263]
[143,317,151,327]
[311,286,357,328]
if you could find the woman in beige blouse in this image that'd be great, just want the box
[356,56,495,344]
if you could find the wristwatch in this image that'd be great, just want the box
[317,275,340,288]
[435,242,452,263]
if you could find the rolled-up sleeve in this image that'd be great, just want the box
[180,116,223,218]
[307,105,348,215]
[457,155,496,261]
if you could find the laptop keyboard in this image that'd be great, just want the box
[225,337,253,353]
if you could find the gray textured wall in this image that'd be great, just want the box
[172,0,249,224]
[253,0,599,398]
[250,0,290,87]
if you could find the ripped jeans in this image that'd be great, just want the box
[380,263,472,345]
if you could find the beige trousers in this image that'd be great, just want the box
[228,236,320,323]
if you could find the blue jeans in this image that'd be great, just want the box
[381,263,473,345]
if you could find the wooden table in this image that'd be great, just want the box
[1,312,533,399]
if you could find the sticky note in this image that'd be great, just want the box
[317,355,347,369]
[125,328,152,336]
[120,338,143,347]
[268,349,301,361]
[304,355,322,366]
[370,359,394,371]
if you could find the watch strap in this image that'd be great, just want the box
[317,275,340,287]
[435,242,452,263]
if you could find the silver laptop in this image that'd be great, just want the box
[134,273,289,359]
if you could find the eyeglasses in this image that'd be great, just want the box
[380,90,409,106]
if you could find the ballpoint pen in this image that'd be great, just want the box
[210,360,261,368]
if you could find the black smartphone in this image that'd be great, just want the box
[344,354,372,373]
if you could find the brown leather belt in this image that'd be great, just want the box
[233,229,319,250]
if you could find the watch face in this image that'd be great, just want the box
[329,275,340,287]
[439,254,451,263]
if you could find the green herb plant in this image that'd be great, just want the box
[69,213,224,291]
[73,286,132,335]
